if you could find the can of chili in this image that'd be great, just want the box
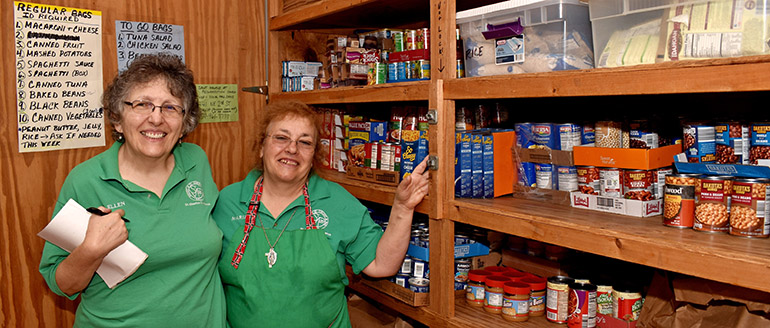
[623,169,653,200]
[729,178,770,238]
[567,282,597,328]
[664,174,698,228]
[694,176,732,233]
[546,276,574,324]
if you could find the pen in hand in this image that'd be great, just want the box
[86,207,130,223]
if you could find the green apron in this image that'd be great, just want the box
[219,178,350,327]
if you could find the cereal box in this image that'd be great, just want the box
[471,132,484,198]
[456,132,472,198]
[400,130,428,181]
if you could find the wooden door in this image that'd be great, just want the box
[0,0,266,326]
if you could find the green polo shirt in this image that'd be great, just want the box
[213,170,383,283]
[39,142,226,328]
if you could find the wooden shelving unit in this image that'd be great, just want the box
[268,0,770,326]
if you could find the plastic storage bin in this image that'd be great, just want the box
[456,0,594,77]
[590,0,770,68]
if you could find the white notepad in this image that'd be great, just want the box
[38,199,148,288]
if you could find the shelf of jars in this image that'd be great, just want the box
[443,55,770,100]
[450,196,770,294]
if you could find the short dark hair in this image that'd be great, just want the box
[254,100,326,172]
[103,53,200,141]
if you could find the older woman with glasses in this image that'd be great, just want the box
[39,53,225,327]
[213,100,429,327]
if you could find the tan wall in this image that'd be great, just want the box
[0,1,265,326]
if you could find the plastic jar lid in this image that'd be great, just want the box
[519,276,547,290]
[484,275,511,288]
[503,281,531,295]
[501,270,527,281]
[483,266,509,274]
[468,269,493,282]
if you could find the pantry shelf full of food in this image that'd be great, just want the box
[266,0,770,325]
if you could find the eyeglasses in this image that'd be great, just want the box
[123,100,185,118]
[266,134,315,152]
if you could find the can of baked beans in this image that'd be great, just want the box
[749,122,770,164]
[599,167,623,198]
[612,287,642,321]
[694,176,732,233]
[567,282,597,328]
[729,178,770,238]
[715,122,749,164]
[546,276,574,324]
[652,167,674,199]
[683,123,716,163]
[577,166,600,195]
[595,121,623,148]
[664,174,698,228]
[623,169,653,200]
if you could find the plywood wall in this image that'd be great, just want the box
[0,0,266,326]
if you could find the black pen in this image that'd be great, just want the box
[86,207,130,223]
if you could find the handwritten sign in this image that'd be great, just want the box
[116,20,185,72]
[14,1,105,153]
[197,84,239,123]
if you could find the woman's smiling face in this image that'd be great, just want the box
[260,115,317,185]
[114,78,185,162]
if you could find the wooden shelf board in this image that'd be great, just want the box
[451,196,770,294]
[269,80,430,105]
[271,0,498,30]
[450,298,553,327]
[317,170,431,214]
[444,55,770,99]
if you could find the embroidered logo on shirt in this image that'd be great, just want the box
[312,209,329,230]
[185,181,205,202]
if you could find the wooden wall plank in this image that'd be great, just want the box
[0,1,265,326]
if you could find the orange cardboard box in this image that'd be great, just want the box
[572,144,682,170]
[492,130,516,197]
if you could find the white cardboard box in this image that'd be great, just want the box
[570,191,662,217]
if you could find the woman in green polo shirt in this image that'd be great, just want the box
[213,100,429,327]
[39,54,225,327]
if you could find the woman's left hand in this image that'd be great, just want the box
[394,157,430,210]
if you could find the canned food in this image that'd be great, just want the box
[535,163,557,190]
[577,166,600,195]
[664,174,698,228]
[532,123,556,149]
[612,287,643,321]
[567,282,597,328]
[599,167,623,198]
[412,258,429,279]
[379,143,393,171]
[557,166,578,192]
[456,59,465,78]
[405,29,419,50]
[715,121,749,164]
[683,123,716,163]
[419,27,430,50]
[729,178,770,238]
[515,123,535,148]
[629,120,658,149]
[408,277,429,293]
[546,276,574,323]
[694,176,732,233]
[623,169,653,200]
[595,282,614,316]
[455,258,472,291]
[653,167,674,199]
[395,274,410,288]
[556,123,582,151]
[581,123,595,145]
[393,30,404,52]
[393,144,402,172]
[399,256,413,275]
[519,162,537,188]
[749,122,770,164]
[417,59,430,79]
[595,121,623,148]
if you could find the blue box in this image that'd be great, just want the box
[456,132,472,197]
[471,132,484,198]
[400,130,429,181]
[407,243,490,262]
[482,133,494,198]
[349,121,388,143]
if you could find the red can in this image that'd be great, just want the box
[393,144,402,172]
[623,169,653,200]
[729,178,770,238]
[567,282,597,328]
[576,166,600,195]
[612,288,642,321]
[599,167,623,198]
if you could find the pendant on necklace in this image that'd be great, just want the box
[265,247,277,268]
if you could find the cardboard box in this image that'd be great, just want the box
[513,185,571,205]
[358,276,429,307]
[596,314,637,328]
[516,146,574,166]
[569,191,663,217]
[387,48,430,62]
[572,144,681,170]
[346,166,399,186]
[406,243,490,262]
